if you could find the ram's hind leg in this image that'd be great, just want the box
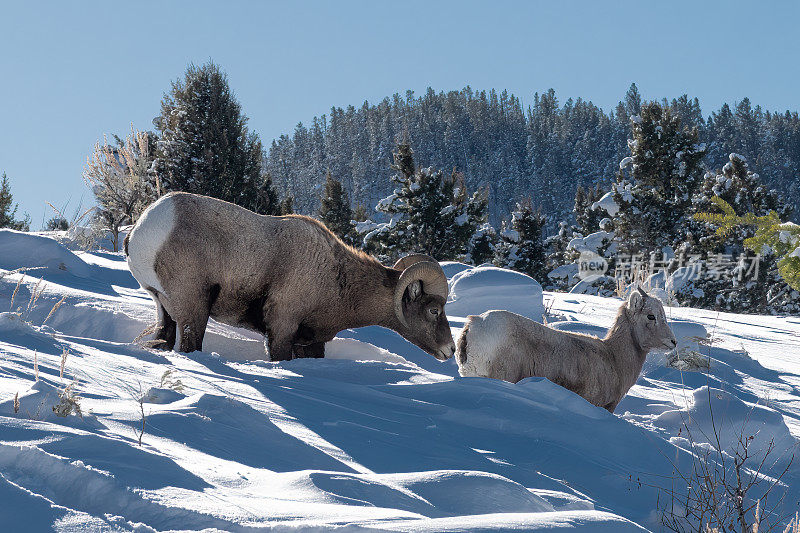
[171,284,220,353]
[146,289,176,351]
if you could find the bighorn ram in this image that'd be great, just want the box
[125,192,456,361]
[455,287,676,412]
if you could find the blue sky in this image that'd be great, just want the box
[1,0,798,226]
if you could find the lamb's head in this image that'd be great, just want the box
[392,254,456,361]
[626,286,677,351]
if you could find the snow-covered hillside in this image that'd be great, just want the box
[0,229,798,532]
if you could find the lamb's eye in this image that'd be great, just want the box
[647,314,656,321]
[429,308,439,317]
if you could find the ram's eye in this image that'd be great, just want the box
[429,308,439,317]
[647,314,656,321]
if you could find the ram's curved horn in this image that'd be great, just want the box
[393,261,448,327]
[393,253,439,271]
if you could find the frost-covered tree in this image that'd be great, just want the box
[84,128,160,251]
[319,172,357,245]
[279,195,294,215]
[494,201,547,281]
[0,174,30,231]
[574,183,606,236]
[260,85,800,225]
[693,154,790,252]
[692,181,799,314]
[45,216,69,231]
[467,222,497,265]
[153,61,264,210]
[678,155,795,312]
[612,101,706,256]
[251,172,281,216]
[366,143,487,261]
[545,221,576,269]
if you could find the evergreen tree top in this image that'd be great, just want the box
[0,173,30,231]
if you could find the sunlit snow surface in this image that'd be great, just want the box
[0,230,798,532]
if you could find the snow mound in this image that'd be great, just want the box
[324,337,409,365]
[654,386,797,464]
[439,261,472,280]
[0,230,92,278]
[0,311,38,335]
[447,266,544,321]
[1,380,102,429]
[668,318,708,349]
[0,312,62,352]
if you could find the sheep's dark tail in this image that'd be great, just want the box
[123,232,130,256]
[456,322,470,365]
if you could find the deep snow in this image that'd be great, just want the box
[0,229,799,532]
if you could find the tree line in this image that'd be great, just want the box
[264,84,800,227]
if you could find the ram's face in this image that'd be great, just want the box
[401,291,456,361]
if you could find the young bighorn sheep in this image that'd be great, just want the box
[455,287,676,412]
[125,192,456,361]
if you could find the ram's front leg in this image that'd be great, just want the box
[265,322,297,361]
[293,342,325,359]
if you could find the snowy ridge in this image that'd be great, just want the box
[0,231,799,531]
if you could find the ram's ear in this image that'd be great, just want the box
[627,288,644,312]
[406,280,422,301]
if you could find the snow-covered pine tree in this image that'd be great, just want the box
[467,222,497,265]
[690,159,799,313]
[251,172,281,216]
[279,195,294,215]
[319,172,357,246]
[153,61,264,211]
[366,143,486,262]
[611,101,706,257]
[494,201,547,281]
[543,220,577,287]
[45,217,69,231]
[575,183,606,236]
[353,203,368,222]
[0,173,30,231]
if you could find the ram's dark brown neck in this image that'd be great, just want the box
[338,250,401,332]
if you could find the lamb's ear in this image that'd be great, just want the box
[627,288,644,312]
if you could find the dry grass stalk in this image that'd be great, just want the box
[133,323,171,349]
[43,296,66,325]
[60,347,68,380]
[45,201,94,228]
[0,267,25,282]
[25,277,46,318]
[13,392,19,414]
[33,351,39,382]
[10,273,25,311]
[137,395,146,446]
